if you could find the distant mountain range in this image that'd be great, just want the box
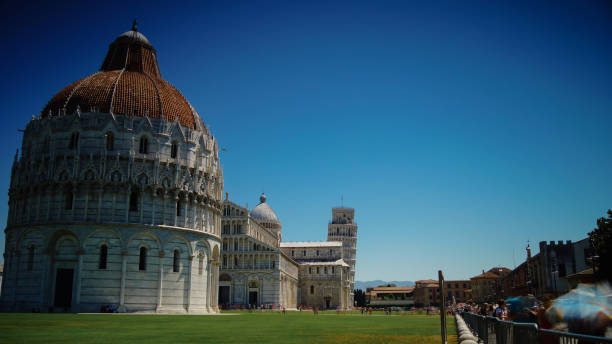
[355,280,415,290]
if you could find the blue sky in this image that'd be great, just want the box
[0,1,611,281]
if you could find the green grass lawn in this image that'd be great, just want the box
[0,311,457,344]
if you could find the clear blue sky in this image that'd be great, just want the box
[1,1,611,281]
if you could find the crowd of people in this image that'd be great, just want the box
[456,283,612,339]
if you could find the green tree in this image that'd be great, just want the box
[354,289,366,307]
[588,209,612,282]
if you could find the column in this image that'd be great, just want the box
[11,251,20,306]
[151,189,156,225]
[339,267,343,309]
[212,262,219,311]
[46,189,52,221]
[139,187,144,223]
[84,187,89,222]
[184,199,189,228]
[36,191,42,223]
[186,255,194,312]
[125,186,130,223]
[71,185,77,221]
[111,192,117,222]
[74,249,85,310]
[119,250,128,311]
[38,251,50,308]
[96,186,103,223]
[161,192,167,225]
[206,260,212,313]
[157,251,165,312]
[173,195,178,227]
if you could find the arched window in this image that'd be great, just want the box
[129,191,139,212]
[176,200,182,217]
[332,267,335,274]
[27,245,35,271]
[139,136,148,154]
[171,141,178,158]
[99,244,108,269]
[173,249,180,272]
[310,285,314,295]
[69,132,79,150]
[198,255,204,275]
[139,247,147,271]
[106,132,114,151]
[64,189,73,210]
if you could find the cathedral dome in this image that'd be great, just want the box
[40,22,204,131]
[251,193,281,227]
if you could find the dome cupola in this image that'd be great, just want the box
[250,193,282,233]
[40,21,204,130]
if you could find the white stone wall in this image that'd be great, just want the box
[1,112,222,314]
[1,225,220,313]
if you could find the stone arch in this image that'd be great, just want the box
[46,230,80,256]
[212,244,219,264]
[162,177,171,188]
[82,169,97,181]
[17,229,46,272]
[16,228,46,250]
[163,234,193,256]
[127,230,161,252]
[57,169,71,182]
[194,239,210,260]
[83,228,123,251]
[137,172,149,185]
[109,169,122,183]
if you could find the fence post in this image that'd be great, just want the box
[439,270,447,344]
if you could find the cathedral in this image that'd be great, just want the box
[220,194,357,310]
[0,24,358,313]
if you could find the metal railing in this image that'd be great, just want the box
[462,312,612,344]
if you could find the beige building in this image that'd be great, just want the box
[444,280,471,304]
[414,280,440,307]
[281,241,351,309]
[470,267,511,303]
[366,286,415,307]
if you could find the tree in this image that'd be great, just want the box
[354,289,366,307]
[588,209,612,282]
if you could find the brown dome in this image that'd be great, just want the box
[41,23,204,130]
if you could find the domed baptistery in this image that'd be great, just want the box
[0,23,223,313]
